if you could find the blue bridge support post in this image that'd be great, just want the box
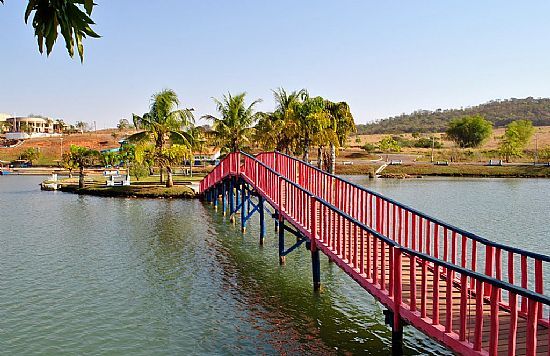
[259,196,266,245]
[278,216,285,265]
[229,177,235,222]
[311,246,321,291]
[234,179,241,225]
[213,184,219,210]
[240,180,247,232]
[221,181,227,216]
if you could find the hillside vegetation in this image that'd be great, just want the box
[357,97,550,134]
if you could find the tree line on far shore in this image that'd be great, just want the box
[362,114,548,163]
[357,97,550,135]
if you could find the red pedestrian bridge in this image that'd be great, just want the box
[200,151,549,355]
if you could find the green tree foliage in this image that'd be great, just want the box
[19,147,41,164]
[357,97,550,134]
[378,136,401,153]
[202,92,261,153]
[293,94,332,161]
[499,119,535,162]
[446,115,493,148]
[361,143,376,153]
[158,144,190,187]
[540,146,550,162]
[413,137,443,149]
[1,0,100,61]
[128,89,194,185]
[64,145,98,188]
[100,151,120,167]
[254,88,305,152]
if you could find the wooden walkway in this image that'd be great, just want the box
[200,151,550,355]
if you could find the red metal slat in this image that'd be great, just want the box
[433,264,440,325]
[474,279,484,352]
[445,268,454,333]
[508,292,518,356]
[489,284,500,355]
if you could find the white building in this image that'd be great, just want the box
[4,116,67,139]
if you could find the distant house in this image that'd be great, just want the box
[0,113,10,133]
[4,116,67,139]
[193,147,221,164]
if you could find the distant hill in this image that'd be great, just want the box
[357,97,550,134]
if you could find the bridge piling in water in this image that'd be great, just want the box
[240,180,247,232]
[221,181,227,216]
[278,216,286,265]
[259,196,266,245]
[229,177,235,222]
[213,184,219,210]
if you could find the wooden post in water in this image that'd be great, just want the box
[259,195,266,245]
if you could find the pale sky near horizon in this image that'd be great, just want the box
[1,1,550,128]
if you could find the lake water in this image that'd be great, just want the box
[0,175,548,355]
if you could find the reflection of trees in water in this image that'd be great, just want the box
[205,210,420,355]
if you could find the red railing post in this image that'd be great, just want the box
[484,245,494,296]
[393,246,403,327]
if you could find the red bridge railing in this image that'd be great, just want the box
[201,151,550,355]
[256,152,549,316]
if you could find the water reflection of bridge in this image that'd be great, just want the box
[200,151,549,355]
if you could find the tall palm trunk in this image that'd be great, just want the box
[303,139,310,163]
[317,146,323,169]
[79,166,85,188]
[166,166,173,187]
[189,157,193,177]
[159,166,164,183]
[329,143,336,174]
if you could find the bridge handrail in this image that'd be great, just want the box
[401,246,550,306]
[202,152,549,300]
[272,151,550,263]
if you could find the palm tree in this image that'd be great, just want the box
[323,100,356,173]
[294,95,332,162]
[259,88,305,152]
[202,92,261,153]
[1,0,100,61]
[128,89,194,186]
[187,127,206,177]
[64,145,98,188]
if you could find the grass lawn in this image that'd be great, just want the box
[383,164,550,178]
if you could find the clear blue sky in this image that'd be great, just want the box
[1,1,550,128]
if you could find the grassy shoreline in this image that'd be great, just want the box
[59,184,197,198]
[336,163,550,178]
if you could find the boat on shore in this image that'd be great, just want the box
[0,160,11,175]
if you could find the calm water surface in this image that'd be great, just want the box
[1,175,547,355]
